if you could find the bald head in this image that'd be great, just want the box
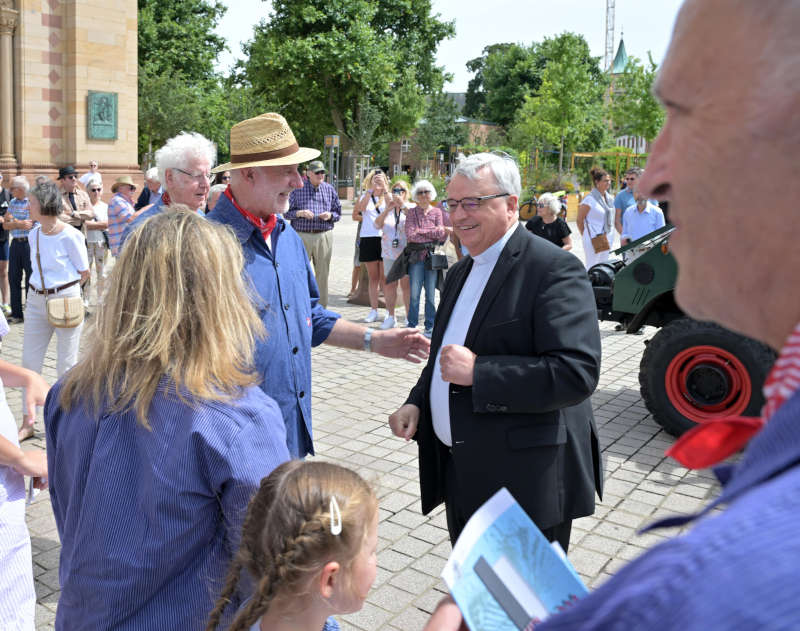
[639,0,800,349]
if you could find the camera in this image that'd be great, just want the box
[392,238,400,248]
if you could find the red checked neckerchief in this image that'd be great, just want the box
[667,323,800,468]
[223,187,277,242]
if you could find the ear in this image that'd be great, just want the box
[164,168,175,189]
[318,561,341,599]
[507,194,519,214]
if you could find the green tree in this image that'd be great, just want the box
[511,33,608,172]
[243,0,454,149]
[414,92,468,174]
[609,53,665,142]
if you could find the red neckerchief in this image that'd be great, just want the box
[223,187,277,242]
[667,322,800,468]
[161,191,171,206]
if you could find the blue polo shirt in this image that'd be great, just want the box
[207,194,340,458]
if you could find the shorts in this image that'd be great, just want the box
[359,236,382,262]
[0,239,8,261]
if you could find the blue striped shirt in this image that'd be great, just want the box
[8,197,31,238]
[286,179,342,232]
[539,385,800,631]
[45,378,290,631]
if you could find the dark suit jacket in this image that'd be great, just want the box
[407,224,604,531]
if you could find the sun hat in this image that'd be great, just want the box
[211,113,321,173]
[111,175,137,193]
[58,166,78,179]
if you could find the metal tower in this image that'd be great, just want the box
[604,0,616,70]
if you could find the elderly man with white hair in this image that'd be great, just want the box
[390,152,603,549]
[134,167,162,211]
[123,131,215,244]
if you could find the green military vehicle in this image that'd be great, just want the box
[588,225,775,436]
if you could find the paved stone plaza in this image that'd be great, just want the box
[11,206,722,630]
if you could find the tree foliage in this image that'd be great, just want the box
[510,33,608,171]
[413,92,468,172]
[609,53,665,142]
[243,0,454,150]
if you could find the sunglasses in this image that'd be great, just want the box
[66,175,77,180]
[392,188,406,194]
[416,190,432,195]
[220,176,231,181]
[90,188,102,192]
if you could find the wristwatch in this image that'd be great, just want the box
[363,328,373,352]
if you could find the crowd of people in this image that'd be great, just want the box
[1,1,799,629]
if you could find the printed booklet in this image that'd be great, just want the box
[441,488,588,630]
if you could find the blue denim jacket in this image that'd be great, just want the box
[208,194,340,457]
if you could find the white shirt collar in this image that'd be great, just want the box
[471,222,518,266]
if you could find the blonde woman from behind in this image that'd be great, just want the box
[45,208,290,630]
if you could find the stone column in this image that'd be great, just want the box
[0,1,18,166]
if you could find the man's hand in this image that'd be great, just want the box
[22,371,49,421]
[423,596,468,631]
[297,209,314,220]
[318,211,332,221]
[440,344,476,385]
[20,219,33,230]
[372,328,430,363]
[389,404,420,440]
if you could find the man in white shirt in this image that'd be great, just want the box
[621,189,666,261]
[389,152,603,549]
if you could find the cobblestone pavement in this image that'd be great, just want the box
[13,205,722,630]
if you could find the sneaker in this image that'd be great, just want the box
[364,309,379,323]
[380,315,396,330]
[424,328,433,338]
[1,304,10,317]
[7,316,23,324]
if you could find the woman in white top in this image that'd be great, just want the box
[85,176,108,306]
[17,180,89,441]
[0,356,48,629]
[373,180,412,329]
[352,169,391,323]
[577,166,616,270]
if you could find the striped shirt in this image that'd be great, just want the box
[539,321,800,631]
[107,193,135,256]
[8,197,31,239]
[286,179,342,232]
[45,378,290,630]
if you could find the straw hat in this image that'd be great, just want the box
[111,175,137,193]
[211,113,320,173]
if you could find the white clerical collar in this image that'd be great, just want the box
[471,222,518,266]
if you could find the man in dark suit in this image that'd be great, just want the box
[389,152,603,549]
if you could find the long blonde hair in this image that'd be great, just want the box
[206,461,378,631]
[58,207,264,427]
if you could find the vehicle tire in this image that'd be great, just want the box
[639,317,776,437]
[519,200,536,221]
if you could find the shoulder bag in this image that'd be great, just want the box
[585,220,610,253]
[35,229,84,328]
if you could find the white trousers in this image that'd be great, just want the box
[21,289,83,421]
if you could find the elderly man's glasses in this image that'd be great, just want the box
[444,193,509,212]
[173,167,212,183]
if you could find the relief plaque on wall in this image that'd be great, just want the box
[87,91,118,140]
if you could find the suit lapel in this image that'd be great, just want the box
[464,225,526,347]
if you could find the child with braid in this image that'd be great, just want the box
[207,461,379,631]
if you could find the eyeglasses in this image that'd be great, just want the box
[444,193,509,212]
[392,188,406,194]
[624,177,637,181]
[90,188,102,192]
[536,203,546,208]
[173,167,212,183]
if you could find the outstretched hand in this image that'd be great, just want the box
[372,328,430,363]
[23,371,50,422]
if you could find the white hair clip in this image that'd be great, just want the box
[329,496,342,536]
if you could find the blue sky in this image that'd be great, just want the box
[216,0,684,91]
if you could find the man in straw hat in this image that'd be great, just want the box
[207,113,430,459]
[425,0,800,629]
[107,176,146,257]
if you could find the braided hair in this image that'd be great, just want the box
[206,461,377,631]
